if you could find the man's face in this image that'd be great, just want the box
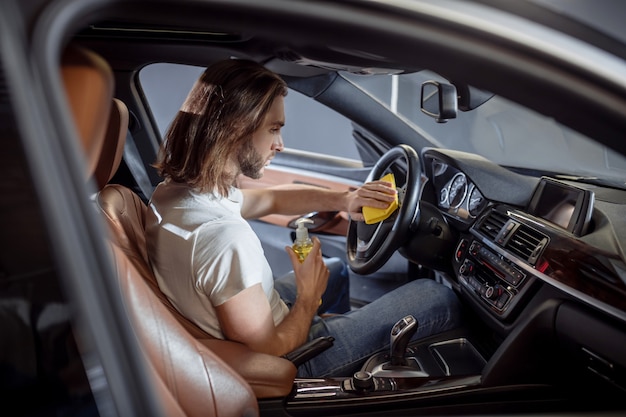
[239,95,285,179]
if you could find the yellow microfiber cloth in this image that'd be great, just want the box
[362,173,399,224]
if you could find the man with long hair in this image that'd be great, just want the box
[146,59,461,377]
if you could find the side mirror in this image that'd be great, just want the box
[420,81,457,123]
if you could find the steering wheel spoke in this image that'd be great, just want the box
[355,218,394,258]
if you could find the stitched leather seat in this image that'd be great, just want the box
[61,43,267,415]
[97,184,297,398]
[63,44,297,400]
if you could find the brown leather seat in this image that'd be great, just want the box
[94,98,127,190]
[97,185,297,398]
[61,43,267,416]
[61,45,113,178]
[110,241,259,417]
[63,44,297,400]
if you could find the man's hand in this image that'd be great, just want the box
[285,237,329,311]
[346,180,397,222]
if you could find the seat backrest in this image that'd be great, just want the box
[95,139,296,400]
[61,43,264,415]
[94,98,127,190]
[97,184,212,340]
[61,45,113,178]
[109,240,258,417]
[99,185,296,398]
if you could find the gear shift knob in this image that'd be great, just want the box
[390,315,418,366]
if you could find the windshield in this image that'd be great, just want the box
[343,70,626,189]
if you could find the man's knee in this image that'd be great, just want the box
[325,257,347,275]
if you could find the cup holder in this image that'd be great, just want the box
[289,337,486,402]
[428,338,486,376]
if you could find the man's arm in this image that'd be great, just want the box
[214,237,329,356]
[240,180,396,221]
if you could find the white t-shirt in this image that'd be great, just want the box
[145,180,289,339]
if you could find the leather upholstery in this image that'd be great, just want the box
[61,43,271,415]
[61,45,113,177]
[97,184,297,398]
[109,240,258,417]
[95,98,127,189]
[67,43,297,398]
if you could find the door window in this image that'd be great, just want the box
[139,62,360,160]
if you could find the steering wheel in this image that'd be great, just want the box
[347,144,422,275]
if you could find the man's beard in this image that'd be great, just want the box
[238,141,266,179]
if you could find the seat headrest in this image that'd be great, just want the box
[95,98,128,189]
[61,44,114,178]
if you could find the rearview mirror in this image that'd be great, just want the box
[420,81,457,123]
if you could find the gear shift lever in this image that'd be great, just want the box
[362,314,427,377]
[390,315,418,366]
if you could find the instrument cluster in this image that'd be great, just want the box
[431,160,488,221]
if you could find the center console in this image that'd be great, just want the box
[286,323,486,409]
[456,238,535,320]
[452,205,547,322]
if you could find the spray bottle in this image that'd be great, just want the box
[292,217,314,263]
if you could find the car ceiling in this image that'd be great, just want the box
[21,0,626,158]
[73,0,626,73]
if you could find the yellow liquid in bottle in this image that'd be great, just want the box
[293,241,313,263]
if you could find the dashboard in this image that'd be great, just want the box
[419,148,626,329]
[414,148,626,394]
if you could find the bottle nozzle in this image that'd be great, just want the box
[295,217,314,243]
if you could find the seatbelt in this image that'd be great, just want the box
[123,129,154,201]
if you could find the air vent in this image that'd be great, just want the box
[478,210,508,241]
[505,225,548,265]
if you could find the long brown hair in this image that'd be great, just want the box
[154,59,287,196]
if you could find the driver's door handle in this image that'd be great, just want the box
[288,211,342,234]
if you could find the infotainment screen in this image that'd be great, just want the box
[526,177,594,236]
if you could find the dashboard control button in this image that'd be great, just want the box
[352,371,375,391]
[485,286,496,299]
[460,260,474,275]
[455,239,469,261]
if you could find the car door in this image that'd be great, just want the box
[0,1,164,415]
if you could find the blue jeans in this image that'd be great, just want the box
[275,261,462,377]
